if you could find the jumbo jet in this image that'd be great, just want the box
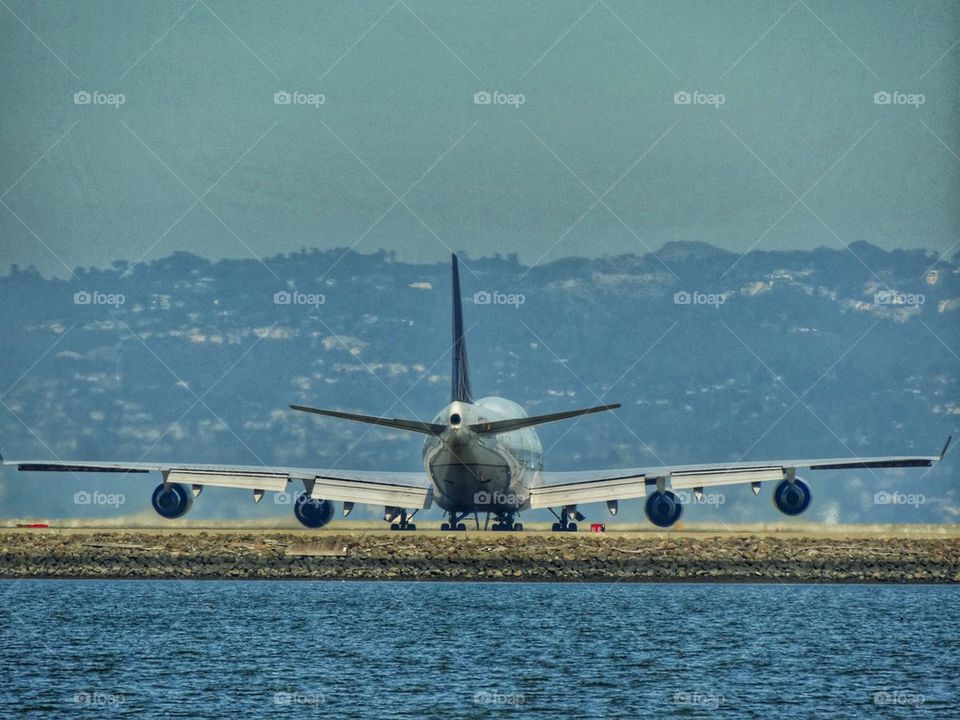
[2,256,950,531]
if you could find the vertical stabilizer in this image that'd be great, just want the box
[451,254,472,403]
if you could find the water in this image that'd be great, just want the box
[1,580,957,718]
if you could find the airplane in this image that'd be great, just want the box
[1,255,951,531]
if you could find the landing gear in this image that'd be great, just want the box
[490,511,522,531]
[387,508,417,531]
[549,507,581,532]
[441,512,469,531]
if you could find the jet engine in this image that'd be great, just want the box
[151,483,194,519]
[645,490,683,528]
[293,496,335,529]
[773,478,812,516]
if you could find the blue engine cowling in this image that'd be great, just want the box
[293,496,335,529]
[645,490,683,528]
[773,478,812,516]
[151,483,194,519]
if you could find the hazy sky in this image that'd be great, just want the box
[1,0,958,276]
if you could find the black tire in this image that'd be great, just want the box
[456,523,466,531]
[514,523,523,532]
[407,524,416,531]
[551,522,561,532]
[440,522,450,531]
[390,523,399,530]
[567,522,577,532]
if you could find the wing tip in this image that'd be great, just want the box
[941,435,952,460]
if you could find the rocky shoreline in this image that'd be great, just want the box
[1,530,958,583]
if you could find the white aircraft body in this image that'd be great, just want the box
[2,256,949,530]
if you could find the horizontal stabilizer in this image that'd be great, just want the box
[468,403,620,435]
[289,405,446,436]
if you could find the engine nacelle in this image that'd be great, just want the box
[293,496,335,529]
[645,490,683,528]
[773,478,812,516]
[151,483,194,519]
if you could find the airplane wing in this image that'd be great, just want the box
[0,456,432,509]
[528,438,951,509]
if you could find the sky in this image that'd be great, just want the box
[1,0,958,277]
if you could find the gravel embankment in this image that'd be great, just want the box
[1,531,957,583]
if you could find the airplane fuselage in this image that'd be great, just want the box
[423,396,543,513]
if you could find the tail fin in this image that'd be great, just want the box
[451,254,472,403]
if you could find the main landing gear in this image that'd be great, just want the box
[388,508,417,531]
[440,510,468,531]
[489,512,522,532]
[550,507,582,532]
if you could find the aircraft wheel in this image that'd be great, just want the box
[440,522,450,531]
[513,523,523,532]
[567,522,577,532]
[551,522,561,532]
[390,523,399,530]
[456,523,467,531]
